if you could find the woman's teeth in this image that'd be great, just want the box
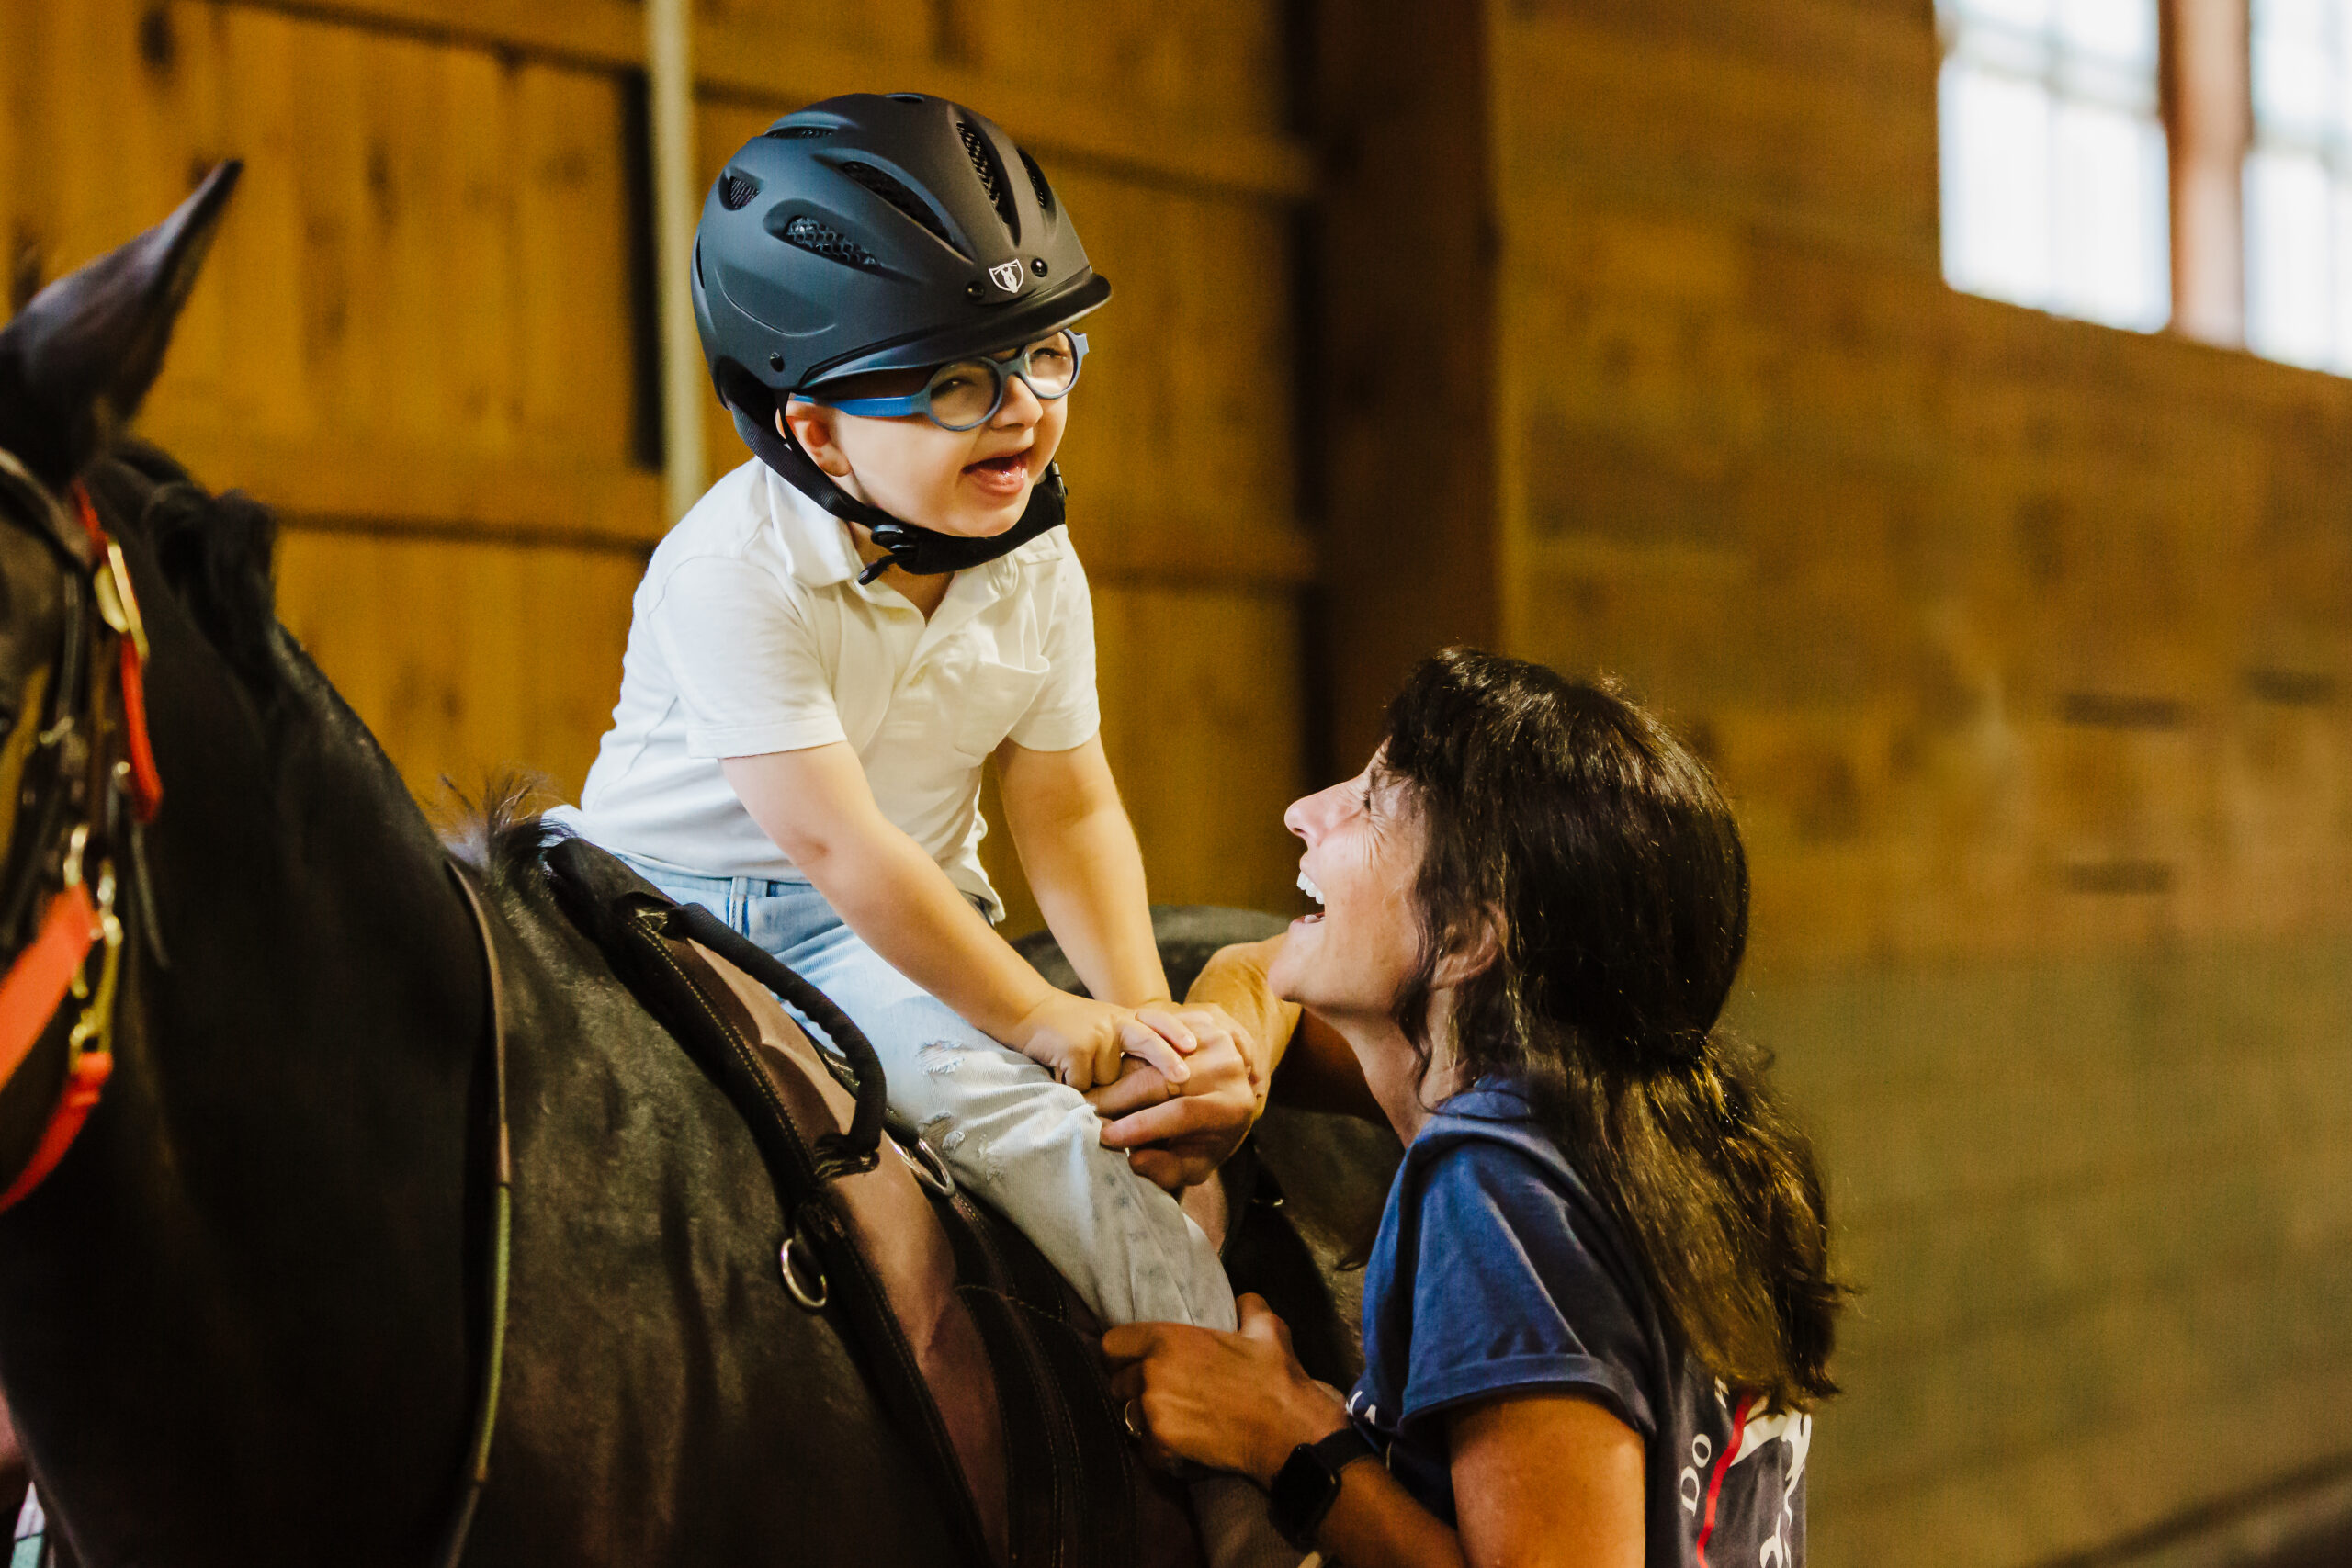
[1297,870,1325,906]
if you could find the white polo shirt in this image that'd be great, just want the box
[556,458,1100,919]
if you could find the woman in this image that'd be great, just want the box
[1103,649,1844,1566]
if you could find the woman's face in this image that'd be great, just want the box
[1266,754,1427,1025]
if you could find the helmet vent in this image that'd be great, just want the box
[763,124,834,141]
[781,215,882,272]
[958,120,1020,242]
[836,160,963,255]
[1018,147,1056,220]
[718,171,762,211]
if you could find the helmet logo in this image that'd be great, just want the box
[988,260,1025,294]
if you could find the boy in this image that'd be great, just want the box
[554,96,1266,1348]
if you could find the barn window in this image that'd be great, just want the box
[1938,0,2175,332]
[2244,0,2352,370]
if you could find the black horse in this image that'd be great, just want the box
[0,169,1398,1565]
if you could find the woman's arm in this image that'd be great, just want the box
[1182,935,1385,1120]
[1103,1298,1645,1568]
[1318,1396,1645,1568]
[995,735,1170,1007]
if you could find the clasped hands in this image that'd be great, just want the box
[1009,991,1263,1192]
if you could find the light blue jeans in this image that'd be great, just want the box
[611,850,1237,1331]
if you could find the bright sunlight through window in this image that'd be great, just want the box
[2245,0,2352,372]
[1939,0,2173,332]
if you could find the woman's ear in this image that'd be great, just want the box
[778,401,854,479]
[1430,905,1506,990]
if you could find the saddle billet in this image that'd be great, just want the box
[543,838,1196,1568]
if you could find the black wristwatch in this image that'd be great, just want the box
[1268,1426,1380,1551]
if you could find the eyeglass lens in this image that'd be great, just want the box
[926,332,1080,429]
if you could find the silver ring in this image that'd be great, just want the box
[1123,1398,1147,1443]
[780,1234,829,1311]
[893,1134,956,1197]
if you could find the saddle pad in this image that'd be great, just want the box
[541,836,1179,1568]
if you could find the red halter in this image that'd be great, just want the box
[0,479,160,1213]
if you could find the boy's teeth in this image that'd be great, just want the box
[1297,870,1325,906]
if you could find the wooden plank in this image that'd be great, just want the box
[206,0,1316,200]
[981,581,1310,935]
[1494,10,1940,267]
[203,0,641,72]
[703,0,1293,139]
[152,437,668,543]
[0,0,660,536]
[274,527,642,805]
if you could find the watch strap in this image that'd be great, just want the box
[1268,1425,1379,1551]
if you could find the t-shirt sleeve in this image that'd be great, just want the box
[1398,1142,1659,1440]
[1006,545,1102,753]
[644,556,848,759]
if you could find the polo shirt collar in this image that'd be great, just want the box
[763,468,866,588]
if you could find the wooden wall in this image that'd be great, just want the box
[0,0,1317,927]
[1356,1,2352,1563]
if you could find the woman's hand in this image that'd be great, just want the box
[1011,992,1196,1092]
[1084,1004,1261,1190]
[1102,1294,1349,1483]
[1183,940,1302,1091]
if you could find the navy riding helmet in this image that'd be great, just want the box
[692,93,1111,581]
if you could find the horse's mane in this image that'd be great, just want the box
[443,773,574,899]
[92,438,568,897]
[87,440,281,691]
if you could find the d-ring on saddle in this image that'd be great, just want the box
[542,837,1202,1568]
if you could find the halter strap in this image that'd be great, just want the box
[0,475,158,1213]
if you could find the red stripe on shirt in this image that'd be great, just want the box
[1694,1393,1759,1568]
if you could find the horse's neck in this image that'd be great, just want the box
[0,630,487,1557]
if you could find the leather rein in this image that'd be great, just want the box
[0,453,514,1567]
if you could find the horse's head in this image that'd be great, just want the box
[0,163,240,1210]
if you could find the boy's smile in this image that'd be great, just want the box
[781,333,1073,543]
[960,442,1037,499]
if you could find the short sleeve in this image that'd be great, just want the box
[1006,546,1101,753]
[645,557,848,759]
[1398,1142,1659,1439]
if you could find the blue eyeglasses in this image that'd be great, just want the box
[798,331,1088,431]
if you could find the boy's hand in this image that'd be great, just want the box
[1182,941,1301,1094]
[1011,991,1197,1093]
[1088,1005,1261,1191]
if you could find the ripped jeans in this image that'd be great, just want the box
[611,851,1237,1331]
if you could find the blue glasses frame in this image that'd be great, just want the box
[800,331,1089,431]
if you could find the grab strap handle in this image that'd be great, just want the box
[664,901,889,1174]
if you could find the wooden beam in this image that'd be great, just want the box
[2163,0,2250,346]
[692,23,1317,201]
[1314,0,1503,767]
[212,0,1316,201]
[154,431,1315,586]
[156,432,673,546]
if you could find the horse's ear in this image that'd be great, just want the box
[0,160,242,487]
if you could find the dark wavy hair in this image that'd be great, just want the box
[1381,648,1844,1409]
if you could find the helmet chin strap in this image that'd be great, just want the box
[732,402,1069,586]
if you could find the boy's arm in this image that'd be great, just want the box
[995,735,1171,1007]
[721,744,1190,1089]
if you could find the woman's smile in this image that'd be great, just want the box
[1294,868,1326,928]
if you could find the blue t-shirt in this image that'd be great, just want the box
[1346,1084,1811,1566]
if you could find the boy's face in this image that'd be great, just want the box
[780,334,1070,540]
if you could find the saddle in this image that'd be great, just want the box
[542,839,1201,1568]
